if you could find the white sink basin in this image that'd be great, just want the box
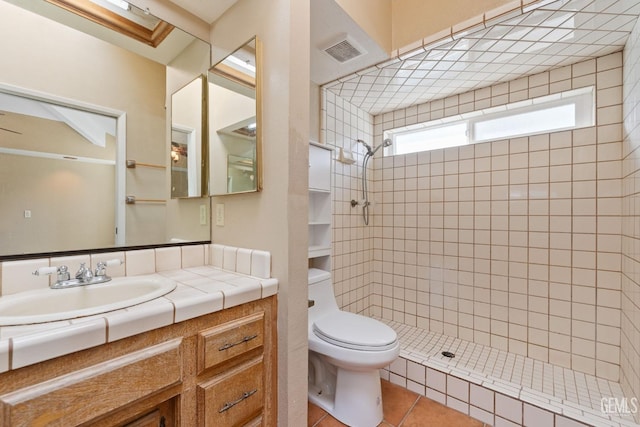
[0,276,177,326]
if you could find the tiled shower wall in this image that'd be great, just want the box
[321,91,375,313]
[622,16,640,423]
[369,53,624,382]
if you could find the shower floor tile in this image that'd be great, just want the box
[380,319,638,426]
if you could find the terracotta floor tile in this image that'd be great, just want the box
[399,396,483,427]
[381,380,420,426]
[309,402,327,426]
[308,380,484,427]
[316,414,348,426]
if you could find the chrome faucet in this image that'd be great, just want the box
[75,263,94,282]
[33,259,122,289]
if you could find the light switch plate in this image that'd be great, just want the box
[199,205,207,225]
[215,204,224,226]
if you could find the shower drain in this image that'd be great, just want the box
[441,351,455,358]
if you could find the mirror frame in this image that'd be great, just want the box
[170,74,208,198]
[208,36,263,195]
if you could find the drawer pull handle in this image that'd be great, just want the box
[218,389,258,413]
[218,334,258,351]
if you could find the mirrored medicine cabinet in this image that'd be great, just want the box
[207,37,263,196]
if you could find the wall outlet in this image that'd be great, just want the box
[215,204,224,226]
[199,205,207,225]
[24,210,31,219]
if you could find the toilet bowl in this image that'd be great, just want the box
[308,269,399,427]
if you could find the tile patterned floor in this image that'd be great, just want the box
[381,319,639,426]
[308,380,488,427]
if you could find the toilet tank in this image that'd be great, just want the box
[308,268,339,320]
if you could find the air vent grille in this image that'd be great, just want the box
[324,39,363,63]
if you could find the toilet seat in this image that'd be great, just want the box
[313,311,398,351]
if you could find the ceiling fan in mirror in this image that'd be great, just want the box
[0,112,22,135]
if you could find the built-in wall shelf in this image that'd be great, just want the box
[308,142,332,272]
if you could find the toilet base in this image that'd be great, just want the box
[309,353,383,427]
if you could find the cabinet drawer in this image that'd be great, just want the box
[198,357,264,427]
[0,339,182,427]
[198,311,264,372]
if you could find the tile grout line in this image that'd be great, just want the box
[394,393,422,427]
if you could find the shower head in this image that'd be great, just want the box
[359,138,391,157]
[370,138,392,156]
[357,138,373,154]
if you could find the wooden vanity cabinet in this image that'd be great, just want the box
[0,296,277,427]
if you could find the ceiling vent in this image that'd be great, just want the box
[322,34,366,63]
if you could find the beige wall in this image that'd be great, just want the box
[334,0,516,55]
[209,0,310,425]
[391,0,514,51]
[335,0,392,53]
[310,82,321,142]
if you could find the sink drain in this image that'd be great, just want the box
[441,351,455,358]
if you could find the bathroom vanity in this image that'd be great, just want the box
[0,245,278,426]
[0,296,276,426]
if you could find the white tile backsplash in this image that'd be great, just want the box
[222,246,237,272]
[251,250,271,279]
[236,248,252,275]
[125,249,155,276]
[1,258,50,295]
[154,247,182,271]
[181,245,205,268]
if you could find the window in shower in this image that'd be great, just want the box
[385,86,595,156]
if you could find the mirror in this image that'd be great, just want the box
[171,75,206,198]
[208,37,262,195]
[0,0,211,257]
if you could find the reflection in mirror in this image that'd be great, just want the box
[0,0,211,257]
[0,86,124,255]
[208,37,262,195]
[171,75,206,198]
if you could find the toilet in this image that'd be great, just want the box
[308,268,400,427]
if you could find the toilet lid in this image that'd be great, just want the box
[313,312,398,351]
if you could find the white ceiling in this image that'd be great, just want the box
[324,0,640,116]
[310,0,389,85]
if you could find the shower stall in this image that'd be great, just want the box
[321,37,639,427]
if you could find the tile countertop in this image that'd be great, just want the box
[0,266,278,373]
